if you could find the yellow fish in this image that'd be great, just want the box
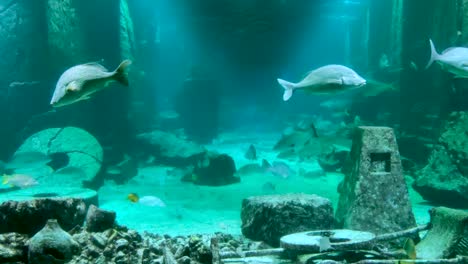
[403,238,417,259]
[2,174,38,188]
[127,193,139,203]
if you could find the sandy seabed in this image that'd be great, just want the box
[98,131,432,236]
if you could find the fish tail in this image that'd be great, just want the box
[114,59,132,86]
[277,78,295,101]
[425,39,440,69]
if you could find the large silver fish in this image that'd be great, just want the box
[277,64,366,101]
[425,39,468,77]
[50,59,132,107]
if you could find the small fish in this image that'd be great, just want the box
[425,39,468,78]
[5,151,51,170]
[106,166,121,175]
[106,156,137,180]
[138,196,166,207]
[277,64,366,101]
[9,81,40,88]
[127,193,139,203]
[2,174,38,188]
[244,144,257,160]
[50,59,132,107]
[409,61,419,71]
[403,238,416,259]
[264,160,295,179]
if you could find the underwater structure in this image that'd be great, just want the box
[335,126,416,235]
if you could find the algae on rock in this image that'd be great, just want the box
[119,0,136,62]
[47,0,87,68]
[413,111,468,206]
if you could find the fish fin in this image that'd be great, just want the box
[277,79,295,101]
[66,81,82,92]
[261,159,271,169]
[425,39,440,69]
[83,60,108,71]
[114,59,132,86]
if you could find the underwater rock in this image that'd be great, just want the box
[136,130,207,167]
[182,152,239,186]
[439,111,468,175]
[16,127,103,187]
[335,126,416,236]
[317,145,349,172]
[413,112,468,207]
[187,235,212,263]
[413,146,468,207]
[241,194,334,247]
[0,232,28,263]
[85,205,116,232]
[0,198,86,236]
[28,219,80,263]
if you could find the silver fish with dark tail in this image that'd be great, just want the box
[50,59,132,107]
